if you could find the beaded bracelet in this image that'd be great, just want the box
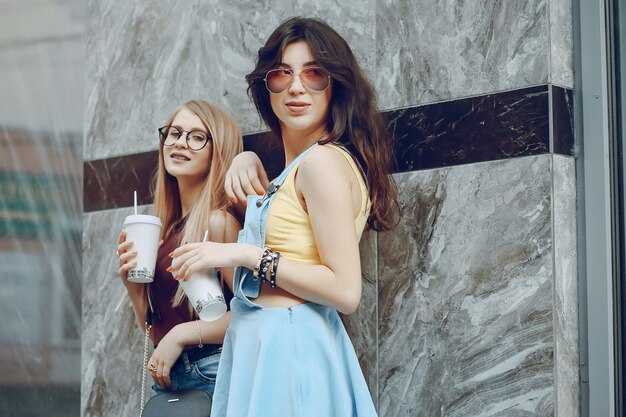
[253,247,271,280]
[257,250,274,283]
[269,251,280,288]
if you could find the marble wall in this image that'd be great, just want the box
[376,155,576,416]
[83,0,577,416]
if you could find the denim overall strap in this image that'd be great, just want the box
[233,143,319,308]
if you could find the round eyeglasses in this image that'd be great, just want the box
[158,126,211,151]
[264,66,331,94]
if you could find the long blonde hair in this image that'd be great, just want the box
[151,99,242,309]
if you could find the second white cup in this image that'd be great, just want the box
[174,261,227,321]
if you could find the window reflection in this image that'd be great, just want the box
[0,130,81,416]
[0,1,83,415]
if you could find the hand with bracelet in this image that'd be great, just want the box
[147,315,229,389]
[169,241,266,283]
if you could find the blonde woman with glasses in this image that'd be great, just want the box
[116,99,242,397]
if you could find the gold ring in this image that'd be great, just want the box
[149,363,157,372]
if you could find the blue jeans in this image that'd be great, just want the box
[152,349,221,396]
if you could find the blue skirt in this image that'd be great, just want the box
[210,298,378,417]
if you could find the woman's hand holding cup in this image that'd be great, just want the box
[169,241,241,281]
[169,242,228,322]
[116,229,142,291]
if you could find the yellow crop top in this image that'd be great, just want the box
[265,144,370,264]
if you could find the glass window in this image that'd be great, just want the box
[0,1,83,416]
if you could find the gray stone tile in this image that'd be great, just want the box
[549,0,574,88]
[375,0,549,109]
[85,0,204,160]
[378,156,555,416]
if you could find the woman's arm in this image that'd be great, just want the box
[172,147,364,314]
[155,208,239,348]
[150,209,240,388]
[224,151,270,211]
[269,146,364,314]
[209,209,242,292]
[149,312,231,388]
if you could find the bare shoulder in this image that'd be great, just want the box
[298,144,352,180]
[208,209,241,243]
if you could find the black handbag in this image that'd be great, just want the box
[141,390,212,417]
[139,312,212,417]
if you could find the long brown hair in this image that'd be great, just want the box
[152,99,242,307]
[245,17,398,231]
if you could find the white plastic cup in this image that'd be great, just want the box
[173,259,226,321]
[123,214,162,283]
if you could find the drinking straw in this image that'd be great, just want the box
[202,229,208,242]
[134,190,138,216]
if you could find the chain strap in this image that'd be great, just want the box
[139,322,151,417]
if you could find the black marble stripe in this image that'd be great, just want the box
[551,86,575,156]
[84,151,158,212]
[84,84,574,212]
[389,85,551,172]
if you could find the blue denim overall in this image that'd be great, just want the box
[211,143,378,417]
[232,143,318,308]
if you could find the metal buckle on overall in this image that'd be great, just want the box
[255,183,280,207]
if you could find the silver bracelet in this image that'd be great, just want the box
[195,320,203,348]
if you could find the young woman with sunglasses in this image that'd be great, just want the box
[171,17,398,416]
[116,99,242,397]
